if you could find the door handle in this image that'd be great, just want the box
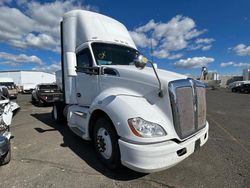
[77,93,81,97]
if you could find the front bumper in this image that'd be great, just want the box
[119,122,209,173]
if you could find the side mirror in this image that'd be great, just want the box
[134,54,148,69]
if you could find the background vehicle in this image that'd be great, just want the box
[31,84,63,106]
[0,86,10,99]
[52,10,209,173]
[21,83,36,94]
[228,80,250,90]
[0,77,18,99]
[231,83,250,93]
[0,87,19,165]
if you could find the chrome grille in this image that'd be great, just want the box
[169,79,206,139]
[176,87,196,138]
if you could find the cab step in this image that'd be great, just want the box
[70,126,86,137]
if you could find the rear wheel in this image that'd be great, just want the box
[93,117,120,170]
[52,102,65,123]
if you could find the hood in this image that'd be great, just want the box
[107,65,187,86]
[99,65,187,98]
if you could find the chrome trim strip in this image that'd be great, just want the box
[193,79,206,132]
[73,111,87,118]
[189,79,198,130]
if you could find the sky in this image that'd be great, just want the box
[0,0,250,76]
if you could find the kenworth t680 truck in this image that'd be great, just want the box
[52,10,209,173]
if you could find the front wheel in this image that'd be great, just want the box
[93,117,120,170]
[244,90,249,94]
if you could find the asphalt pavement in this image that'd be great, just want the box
[0,89,249,188]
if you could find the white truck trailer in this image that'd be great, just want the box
[52,10,209,173]
[0,71,56,94]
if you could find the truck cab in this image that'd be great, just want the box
[52,10,209,173]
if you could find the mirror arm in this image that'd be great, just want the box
[149,61,163,97]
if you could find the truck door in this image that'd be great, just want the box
[75,48,99,106]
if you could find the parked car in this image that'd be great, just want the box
[0,86,10,99]
[0,86,19,166]
[228,80,250,89]
[231,83,250,93]
[31,84,63,106]
[0,78,18,99]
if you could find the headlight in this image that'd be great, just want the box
[128,117,167,138]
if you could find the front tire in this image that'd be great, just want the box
[93,117,120,170]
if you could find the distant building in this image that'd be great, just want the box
[207,72,220,81]
[243,68,250,80]
[0,70,55,92]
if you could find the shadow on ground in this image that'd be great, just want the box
[30,100,53,107]
[31,112,146,181]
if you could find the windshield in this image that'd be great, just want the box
[91,43,138,66]
[0,82,15,90]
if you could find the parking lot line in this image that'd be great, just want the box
[207,114,250,155]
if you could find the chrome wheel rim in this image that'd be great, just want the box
[96,127,112,159]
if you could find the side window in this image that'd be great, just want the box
[77,49,93,68]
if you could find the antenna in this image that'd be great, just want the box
[150,38,154,63]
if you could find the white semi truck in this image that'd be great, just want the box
[52,10,209,173]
